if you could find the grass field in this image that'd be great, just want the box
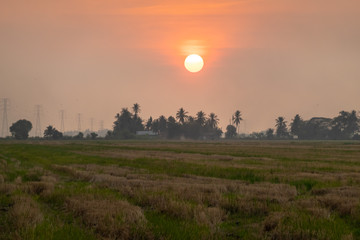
[1,140,360,239]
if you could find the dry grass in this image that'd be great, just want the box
[50,163,298,234]
[24,181,54,196]
[297,198,331,219]
[0,182,16,195]
[65,194,148,239]
[9,195,43,229]
[1,141,360,239]
[75,150,280,171]
[0,174,4,184]
[14,176,22,184]
[313,187,360,217]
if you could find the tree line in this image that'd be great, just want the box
[252,111,360,140]
[107,104,223,140]
[4,104,360,140]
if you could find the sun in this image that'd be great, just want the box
[184,54,204,73]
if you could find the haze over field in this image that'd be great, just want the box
[1,0,360,134]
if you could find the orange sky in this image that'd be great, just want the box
[1,0,360,135]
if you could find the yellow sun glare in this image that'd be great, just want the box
[184,54,204,73]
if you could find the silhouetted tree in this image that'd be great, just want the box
[196,111,206,126]
[266,128,274,139]
[132,103,140,118]
[158,115,167,135]
[176,108,188,125]
[113,107,144,138]
[330,110,359,139]
[145,117,153,131]
[151,119,159,134]
[74,132,84,139]
[232,110,243,134]
[303,117,331,140]
[207,113,219,128]
[9,119,32,139]
[290,114,304,138]
[225,125,237,139]
[105,130,113,139]
[167,116,180,139]
[44,125,63,139]
[90,132,98,140]
[275,117,288,138]
[250,131,266,139]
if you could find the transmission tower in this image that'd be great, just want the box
[1,98,9,137]
[77,113,81,132]
[60,110,65,133]
[100,120,104,131]
[34,105,42,137]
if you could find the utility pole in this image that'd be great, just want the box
[90,118,94,132]
[35,105,42,137]
[1,98,9,137]
[60,110,65,133]
[77,113,81,132]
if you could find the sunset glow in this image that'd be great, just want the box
[184,54,204,73]
[1,0,359,133]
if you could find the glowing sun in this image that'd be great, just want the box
[184,54,204,73]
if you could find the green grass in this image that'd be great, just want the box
[1,140,360,239]
[145,211,212,240]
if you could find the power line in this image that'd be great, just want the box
[34,105,42,137]
[1,98,9,137]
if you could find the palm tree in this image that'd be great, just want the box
[275,116,288,138]
[196,111,206,126]
[132,103,140,118]
[232,110,243,134]
[176,108,188,124]
[208,113,219,128]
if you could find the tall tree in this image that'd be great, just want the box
[275,116,288,138]
[290,114,304,138]
[151,119,159,134]
[330,110,359,139]
[266,128,274,139]
[113,107,143,138]
[114,108,132,131]
[176,108,188,124]
[167,116,180,139]
[9,119,32,139]
[44,125,63,139]
[232,110,243,134]
[207,113,219,128]
[196,111,206,126]
[132,103,140,118]
[145,117,153,131]
[158,115,167,134]
[225,125,237,139]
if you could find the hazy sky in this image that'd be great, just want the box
[1,0,360,135]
